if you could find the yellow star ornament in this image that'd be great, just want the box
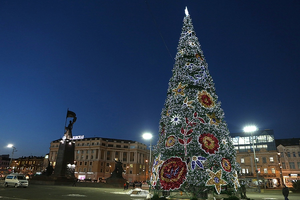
[232,171,240,191]
[172,82,187,96]
[205,169,227,194]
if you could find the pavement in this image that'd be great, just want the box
[0,180,299,200]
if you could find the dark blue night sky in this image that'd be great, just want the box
[1,0,299,157]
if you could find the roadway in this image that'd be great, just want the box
[0,181,300,200]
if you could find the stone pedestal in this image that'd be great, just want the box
[53,140,75,177]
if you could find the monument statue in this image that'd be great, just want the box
[64,117,77,139]
[113,159,124,178]
[106,158,127,186]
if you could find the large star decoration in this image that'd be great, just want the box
[232,171,240,191]
[205,169,227,194]
[172,82,187,96]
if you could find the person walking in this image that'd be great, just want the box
[282,185,289,200]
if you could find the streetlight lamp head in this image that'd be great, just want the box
[7,144,13,148]
[142,132,153,140]
[243,125,257,133]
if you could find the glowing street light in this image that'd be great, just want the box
[243,125,260,193]
[7,144,17,172]
[142,132,153,180]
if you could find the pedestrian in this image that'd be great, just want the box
[282,185,289,200]
[72,178,77,186]
[124,182,127,190]
[240,184,247,199]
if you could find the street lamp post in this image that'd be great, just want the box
[243,125,260,193]
[7,144,17,172]
[142,132,153,181]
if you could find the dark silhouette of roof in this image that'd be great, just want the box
[275,138,300,146]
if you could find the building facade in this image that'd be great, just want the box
[231,129,281,188]
[0,154,10,178]
[10,156,46,176]
[49,137,150,182]
[276,138,300,187]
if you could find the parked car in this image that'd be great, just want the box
[4,173,28,188]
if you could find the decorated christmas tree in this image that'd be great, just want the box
[151,8,240,197]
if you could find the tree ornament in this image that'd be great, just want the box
[191,156,206,170]
[159,157,187,191]
[198,133,219,154]
[197,90,215,108]
[165,135,176,148]
[172,82,187,96]
[183,97,194,109]
[232,171,240,191]
[151,154,164,186]
[221,158,232,172]
[171,114,181,125]
[207,113,220,125]
[205,169,228,194]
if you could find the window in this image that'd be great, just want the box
[281,152,284,158]
[123,152,127,161]
[108,144,113,147]
[271,168,275,173]
[107,151,111,160]
[282,162,286,169]
[90,162,92,165]
[257,168,260,173]
[124,145,128,148]
[130,164,133,168]
[297,162,300,169]
[91,155,93,159]
[85,162,87,166]
[102,143,106,146]
[287,152,291,157]
[293,152,296,157]
[255,157,259,163]
[77,150,80,154]
[241,158,245,163]
[106,163,109,167]
[79,162,82,166]
[242,168,246,174]
[289,162,295,169]
[116,145,121,148]
[263,157,267,163]
[298,152,300,157]
[86,150,89,153]
[264,168,268,173]
[269,157,274,162]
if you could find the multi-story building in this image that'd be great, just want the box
[11,156,45,176]
[0,154,10,178]
[231,129,281,188]
[276,138,300,187]
[49,137,150,182]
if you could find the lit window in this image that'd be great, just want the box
[269,157,274,162]
[242,169,245,174]
[271,168,275,173]
[264,168,268,174]
[241,158,245,163]
[130,164,133,168]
